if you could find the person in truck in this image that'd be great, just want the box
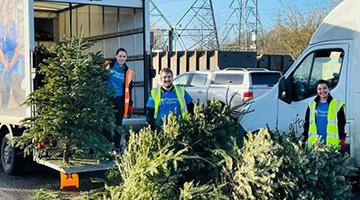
[302,79,346,150]
[147,68,194,130]
[105,48,134,154]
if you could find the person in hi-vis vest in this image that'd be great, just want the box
[105,48,134,153]
[303,79,346,149]
[147,68,194,130]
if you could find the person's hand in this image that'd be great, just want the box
[129,105,134,116]
[3,62,9,69]
[12,74,21,81]
[103,60,111,70]
[340,138,346,149]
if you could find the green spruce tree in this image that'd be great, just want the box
[13,36,114,163]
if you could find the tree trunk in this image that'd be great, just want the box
[63,140,71,164]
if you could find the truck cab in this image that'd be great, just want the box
[238,0,360,166]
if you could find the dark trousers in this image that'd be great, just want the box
[112,96,124,148]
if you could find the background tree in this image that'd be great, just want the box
[13,36,114,164]
[257,7,325,59]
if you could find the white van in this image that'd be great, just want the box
[238,0,360,166]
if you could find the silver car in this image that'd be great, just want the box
[174,68,282,109]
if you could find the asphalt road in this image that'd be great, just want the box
[1,160,360,200]
[0,161,58,200]
[0,161,106,200]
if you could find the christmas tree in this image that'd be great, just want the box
[13,36,114,163]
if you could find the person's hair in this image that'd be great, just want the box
[116,48,127,55]
[160,68,173,77]
[316,79,330,88]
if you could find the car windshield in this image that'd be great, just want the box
[250,72,281,85]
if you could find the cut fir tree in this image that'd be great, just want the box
[13,36,115,164]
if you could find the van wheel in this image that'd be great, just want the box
[1,134,23,174]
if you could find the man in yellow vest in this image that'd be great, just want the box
[303,80,346,149]
[147,68,194,130]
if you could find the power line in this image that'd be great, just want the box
[220,0,262,51]
[174,0,219,50]
[150,0,173,51]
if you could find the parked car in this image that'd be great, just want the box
[173,68,282,110]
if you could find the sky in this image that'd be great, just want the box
[152,0,334,31]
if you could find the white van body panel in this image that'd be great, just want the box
[238,86,278,132]
[239,0,360,166]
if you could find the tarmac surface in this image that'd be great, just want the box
[0,160,106,200]
[0,161,58,200]
[1,159,360,200]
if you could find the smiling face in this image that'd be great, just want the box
[317,83,329,100]
[160,71,173,88]
[116,50,127,65]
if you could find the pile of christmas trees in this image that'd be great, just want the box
[104,101,354,200]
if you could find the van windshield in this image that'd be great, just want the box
[250,72,281,85]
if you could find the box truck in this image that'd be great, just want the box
[0,0,151,181]
[238,0,360,166]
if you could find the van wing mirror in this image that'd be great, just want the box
[278,76,292,103]
[278,76,285,94]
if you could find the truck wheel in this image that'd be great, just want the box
[1,134,23,174]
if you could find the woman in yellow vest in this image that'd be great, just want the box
[147,68,194,130]
[105,48,135,153]
[302,79,346,149]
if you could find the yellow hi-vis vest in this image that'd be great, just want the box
[151,85,189,120]
[307,98,344,148]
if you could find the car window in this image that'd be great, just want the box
[190,74,208,86]
[308,51,343,91]
[288,49,343,101]
[250,72,281,85]
[174,74,192,86]
[212,74,243,85]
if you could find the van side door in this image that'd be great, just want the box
[277,44,348,135]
